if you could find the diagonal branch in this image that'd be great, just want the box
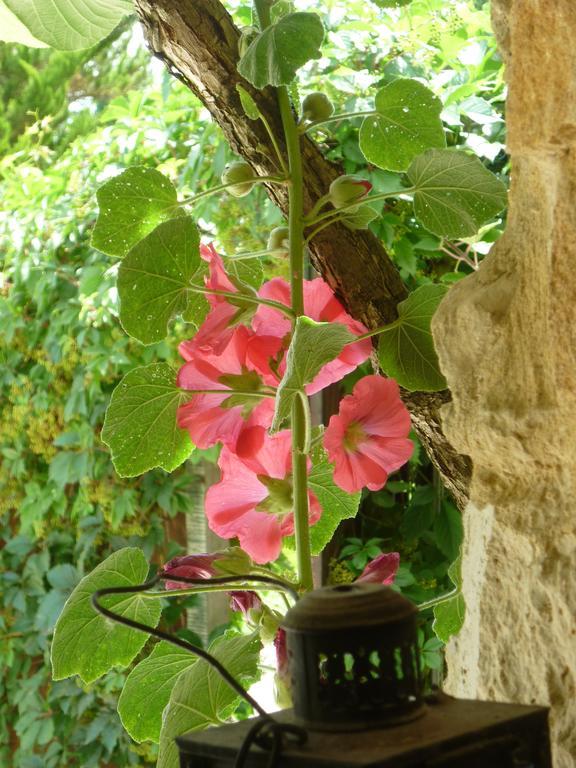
[133,0,471,508]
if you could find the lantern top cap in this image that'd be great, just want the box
[282,583,416,632]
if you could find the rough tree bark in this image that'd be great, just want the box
[132,0,471,507]
[432,1,576,764]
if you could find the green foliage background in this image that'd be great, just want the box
[0,1,506,764]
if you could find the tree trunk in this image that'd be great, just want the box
[133,0,471,508]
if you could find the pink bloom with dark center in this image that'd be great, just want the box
[252,277,371,393]
[177,325,280,449]
[324,375,413,493]
[205,426,321,564]
[356,552,400,585]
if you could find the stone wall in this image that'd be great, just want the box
[431,1,576,765]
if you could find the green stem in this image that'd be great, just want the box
[179,175,288,206]
[352,319,400,343]
[305,216,347,244]
[305,188,414,227]
[302,110,376,132]
[255,0,313,592]
[226,248,281,260]
[188,284,295,318]
[259,112,289,176]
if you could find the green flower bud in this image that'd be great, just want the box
[267,226,290,255]
[301,92,335,122]
[238,26,259,58]
[328,175,373,209]
[221,161,256,197]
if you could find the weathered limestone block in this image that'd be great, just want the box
[432,1,576,765]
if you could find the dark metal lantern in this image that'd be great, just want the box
[281,583,425,731]
[176,584,552,767]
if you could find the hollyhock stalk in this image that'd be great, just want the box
[254,0,313,592]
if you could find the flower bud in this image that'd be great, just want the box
[162,553,218,590]
[221,161,256,197]
[328,175,372,209]
[267,226,290,255]
[356,552,400,585]
[301,92,335,122]
[238,26,259,58]
[229,590,262,617]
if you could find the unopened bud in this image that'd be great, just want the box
[267,226,290,255]
[328,175,372,209]
[221,161,256,197]
[302,92,334,122]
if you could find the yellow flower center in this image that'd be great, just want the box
[343,421,366,452]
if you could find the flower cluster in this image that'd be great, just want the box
[175,244,413,564]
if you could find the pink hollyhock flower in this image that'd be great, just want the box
[324,375,413,493]
[205,427,321,564]
[177,325,280,449]
[252,277,371,393]
[356,552,400,585]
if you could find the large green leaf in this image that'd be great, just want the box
[157,633,261,768]
[0,1,47,46]
[118,642,198,744]
[237,12,324,89]
[51,548,161,684]
[4,0,131,50]
[407,149,507,238]
[432,555,465,644]
[118,217,207,345]
[308,457,361,555]
[377,284,448,392]
[359,79,445,171]
[271,317,355,432]
[92,167,181,258]
[101,363,194,478]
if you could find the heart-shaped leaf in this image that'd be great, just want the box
[157,633,261,768]
[101,363,194,477]
[3,0,131,50]
[377,284,448,391]
[118,217,208,345]
[360,79,445,171]
[92,167,181,258]
[407,149,507,238]
[238,12,324,89]
[272,318,355,432]
[51,548,161,684]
